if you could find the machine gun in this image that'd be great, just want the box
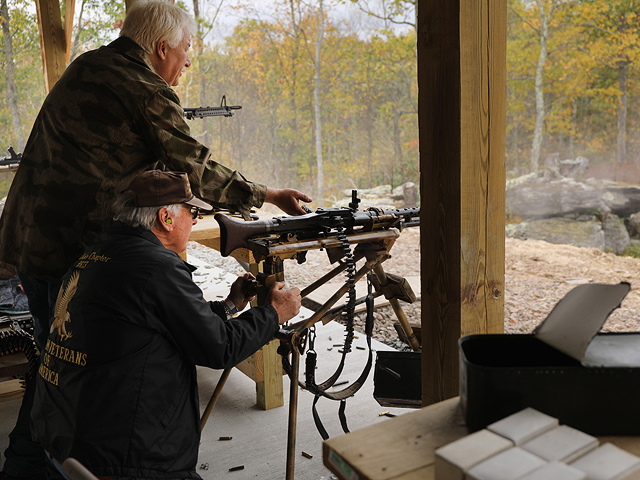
[0,147,22,171]
[215,194,419,261]
[183,95,241,120]
[207,191,420,479]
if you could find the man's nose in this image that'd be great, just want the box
[185,56,191,68]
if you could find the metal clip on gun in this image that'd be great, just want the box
[183,95,241,120]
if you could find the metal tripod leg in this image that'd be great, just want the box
[285,342,301,480]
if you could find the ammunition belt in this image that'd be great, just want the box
[0,321,39,381]
[280,234,375,439]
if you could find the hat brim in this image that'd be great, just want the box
[183,195,213,211]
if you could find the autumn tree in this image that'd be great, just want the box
[0,0,23,150]
[575,0,640,174]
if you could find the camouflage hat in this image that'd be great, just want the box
[127,170,212,210]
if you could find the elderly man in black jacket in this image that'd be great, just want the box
[30,170,301,479]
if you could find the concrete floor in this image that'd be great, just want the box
[0,257,414,480]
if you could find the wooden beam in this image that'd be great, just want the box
[418,0,506,405]
[35,0,66,93]
[64,0,75,65]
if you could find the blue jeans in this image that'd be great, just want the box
[2,272,61,478]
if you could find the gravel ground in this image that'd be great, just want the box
[187,228,640,350]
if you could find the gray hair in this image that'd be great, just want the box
[120,0,196,54]
[113,191,182,230]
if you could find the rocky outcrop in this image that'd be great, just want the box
[505,214,630,254]
[507,176,640,220]
[506,165,638,253]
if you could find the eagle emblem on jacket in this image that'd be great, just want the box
[51,270,80,340]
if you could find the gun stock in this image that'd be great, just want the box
[215,213,273,257]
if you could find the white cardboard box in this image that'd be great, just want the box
[465,447,547,480]
[516,461,587,480]
[435,429,514,480]
[487,407,558,446]
[521,425,598,463]
[570,443,640,480]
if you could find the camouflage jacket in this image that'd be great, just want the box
[0,36,266,282]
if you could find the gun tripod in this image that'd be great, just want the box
[199,228,419,479]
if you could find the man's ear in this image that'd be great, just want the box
[155,40,167,60]
[158,207,173,231]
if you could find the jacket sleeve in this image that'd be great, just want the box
[138,88,267,219]
[142,256,279,369]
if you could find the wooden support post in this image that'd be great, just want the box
[35,0,66,93]
[63,0,76,65]
[418,0,506,405]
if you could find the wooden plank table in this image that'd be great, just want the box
[189,214,284,410]
[323,397,640,480]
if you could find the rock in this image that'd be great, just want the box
[507,178,603,219]
[601,185,640,218]
[543,153,561,179]
[506,217,605,250]
[628,212,640,237]
[559,156,589,179]
[402,182,419,207]
[603,214,630,254]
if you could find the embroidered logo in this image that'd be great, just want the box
[51,270,80,341]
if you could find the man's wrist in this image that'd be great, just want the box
[224,298,238,316]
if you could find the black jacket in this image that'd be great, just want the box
[31,223,279,479]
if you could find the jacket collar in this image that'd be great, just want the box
[107,36,162,82]
[109,222,197,272]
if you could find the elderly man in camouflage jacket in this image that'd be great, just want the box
[0,2,310,479]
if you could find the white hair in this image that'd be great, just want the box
[113,192,182,230]
[120,0,196,54]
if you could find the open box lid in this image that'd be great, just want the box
[532,282,633,367]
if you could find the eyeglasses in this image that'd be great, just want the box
[186,206,200,219]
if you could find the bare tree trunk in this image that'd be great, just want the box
[70,0,87,62]
[569,98,576,159]
[1,0,25,150]
[192,0,213,148]
[617,60,627,177]
[288,0,301,189]
[314,0,325,206]
[393,109,403,188]
[530,0,553,173]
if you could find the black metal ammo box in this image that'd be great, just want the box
[459,282,640,436]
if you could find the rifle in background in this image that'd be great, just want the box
[0,147,21,171]
[183,95,241,120]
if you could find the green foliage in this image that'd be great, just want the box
[0,0,45,149]
[621,243,640,259]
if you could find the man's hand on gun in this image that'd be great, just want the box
[265,187,313,216]
[226,273,257,311]
[266,282,301,325]
[226,275,301,324]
